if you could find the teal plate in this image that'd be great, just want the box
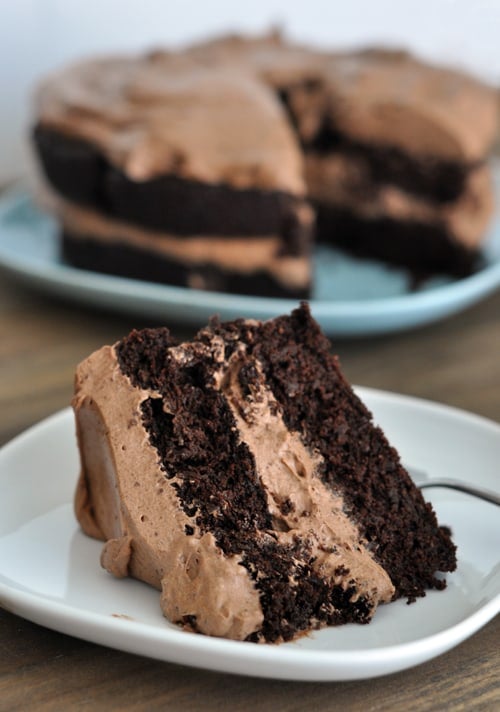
[1,190,499,335]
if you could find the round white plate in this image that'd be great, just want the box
[0,388,498,682]
[1,191,500,335]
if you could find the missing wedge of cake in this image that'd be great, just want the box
[73,304,456,643]
[33,33,498,296]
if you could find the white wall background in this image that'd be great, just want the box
[1,0,499,183]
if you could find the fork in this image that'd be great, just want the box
[407,467,500,507]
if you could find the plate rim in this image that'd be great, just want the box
[1,190,500,334]
[0,387,499,681]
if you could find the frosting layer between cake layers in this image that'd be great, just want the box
[305,155,495,248]
[55,197,312,296]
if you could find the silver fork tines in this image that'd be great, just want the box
[406,467,500,507]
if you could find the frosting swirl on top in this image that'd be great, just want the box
[173,35,499,161]
[35,53,305,194]
[322,49,498,162]
[35,32,498,192]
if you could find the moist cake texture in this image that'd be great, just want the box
[73,304,456,642]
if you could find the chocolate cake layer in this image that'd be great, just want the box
[303,152,493,277]
[279,87,472,204]
[314,205,482,278]
[34,125,310,240]
[56,197,312,298]
[307,129,471,205]
[228,305,456,598]
[62,230,311,298]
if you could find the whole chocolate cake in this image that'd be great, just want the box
[33,33,498,295]
[73,304,456,642]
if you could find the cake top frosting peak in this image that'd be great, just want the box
[36,52,305,192]
[35,32,498,192]
[320,49,499,162]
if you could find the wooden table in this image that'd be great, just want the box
[0,274,499,711]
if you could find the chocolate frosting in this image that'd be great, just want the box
[54,197,312,290]
[184,30,328,88]
[214,346,394,605]
[73,345,264,640]
[329,50,498,162]
[35,53,304,194]
[35,32,498,192]
[176,34,499,162]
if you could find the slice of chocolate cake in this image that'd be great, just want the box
[73,304,456,643]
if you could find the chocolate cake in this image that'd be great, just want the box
[73,304,456,642]
[32,33,498,294]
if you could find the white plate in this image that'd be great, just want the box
[0,388,498,682]
[1,191,500,335]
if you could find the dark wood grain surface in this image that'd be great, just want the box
[0,274,499,711]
